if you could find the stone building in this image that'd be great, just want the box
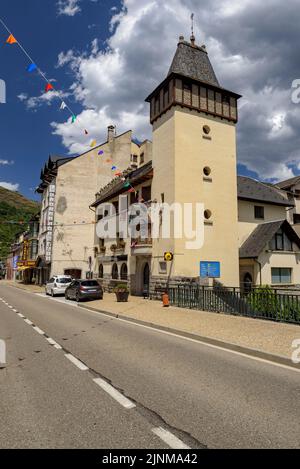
[36,127,151,283]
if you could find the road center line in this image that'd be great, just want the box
[152,427,191,449]
[17,313,25,318]
[24,319,33,325]
[33,326,45,335]
[93,377,136,409]
[46,338,62,350]
[65,354,89,371]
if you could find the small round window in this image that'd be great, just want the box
[204,209,212,220]
[203,167,211,177]
[203,125,211,135]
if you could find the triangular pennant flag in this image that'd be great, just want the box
[128,188,136,193]
[27,63,37,72]
[124,182,131,188]
[85,129,89,135]
[6,34,17,45]
[106,159,112,163]
[60,101,67,110]
[98,150,104,155]
[71,115,76,124]
[111,166,117,171]
[115,172,122,177]
[90,140,97,147]
[45,83,54,93]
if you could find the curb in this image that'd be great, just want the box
[78,304,300,371]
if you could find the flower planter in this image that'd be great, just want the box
[115,291,129,302]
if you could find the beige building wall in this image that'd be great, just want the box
[259,250,300,286]
[238,200,287,246]
[151,106,239,287]
[51,131,133,277]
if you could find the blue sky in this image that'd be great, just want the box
[0,0,300,200]
[0,0,120,199]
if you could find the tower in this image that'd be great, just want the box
[146,35,242,287]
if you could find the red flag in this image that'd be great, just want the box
[45,83,54,92]
[6,34,17,44]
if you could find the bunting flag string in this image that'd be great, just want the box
[0,16,141,196]
[0,16,99,149]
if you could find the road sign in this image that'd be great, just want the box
[164,252,174,262]
[200,261,221,278]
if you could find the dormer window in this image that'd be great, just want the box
[269,229,293,251]
[254,206,264,220]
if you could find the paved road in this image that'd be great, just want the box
[0,284,300,449]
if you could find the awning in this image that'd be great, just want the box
[17,266,31,272]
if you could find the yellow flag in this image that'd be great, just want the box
[90,140,97,148]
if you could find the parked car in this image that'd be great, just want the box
[45,275,73,297]
[65,279,103,302]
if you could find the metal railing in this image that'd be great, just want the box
[166,284,300,325]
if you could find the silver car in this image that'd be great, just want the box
[45,276,73,297]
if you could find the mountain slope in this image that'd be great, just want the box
[0,187,40,261]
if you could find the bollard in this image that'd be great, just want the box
[162,292,170,308]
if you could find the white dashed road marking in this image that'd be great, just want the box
[46,338,62,350]
[24,319,33,325]
[93,377,136,410]
[33,326,45,335]
[65,354,89,371]
[17,313,25,318]
[152,427,191,449]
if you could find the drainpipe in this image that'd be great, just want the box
[253,258,262,286]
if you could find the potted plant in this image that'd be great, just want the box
[118,240,126,250]
[110,244,117,252]
[100,246,106,254]
[114,283,129,302]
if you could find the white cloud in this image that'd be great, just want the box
[0,159,14,166]
[49,0,300,180]
[57,0,81,16]
[21,90,70,110]
[0,182,19,191]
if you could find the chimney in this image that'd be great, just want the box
[179,35,184,43]
[190,34,196,46]
[107,125,116,142]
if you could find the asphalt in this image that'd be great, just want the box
[0,284,300,449]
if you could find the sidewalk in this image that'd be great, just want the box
[82,294,300,362]
[2,280,300,362]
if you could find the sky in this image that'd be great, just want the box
[0,0,300,200]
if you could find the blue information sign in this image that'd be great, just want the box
[200,261,221,278]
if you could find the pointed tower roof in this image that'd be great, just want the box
[168,37,220,87]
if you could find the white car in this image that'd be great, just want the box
[45,276,73,297]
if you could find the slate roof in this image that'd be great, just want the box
[239,220,300,258]
[237,176,294,207]
[276,176,300,190]
[168,40,220,87]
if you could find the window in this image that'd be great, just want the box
[159,261,167,274]
[203,125,211,135]
[204,209,212,220]
[163,86,169,107]
[293,214,300,224]
[98,264,104,278]
[142,185,151,202]
[140,153,145,165]
[271,268,292,284]
[120,263,128,281]
[203,167,211,177]
[270,229,293,251]
[254,206,264,219]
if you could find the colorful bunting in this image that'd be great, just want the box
[6,34,17,44]
[98,150,104,155]
[124,182,131,188]
[60,101,67,110]
[128,188,136,193]
[85,130,89,135]
[90,140,97,147]
[111,166,117,171]
[27,63,37,72]
[45,83,54,93]
[71,115,76,124]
